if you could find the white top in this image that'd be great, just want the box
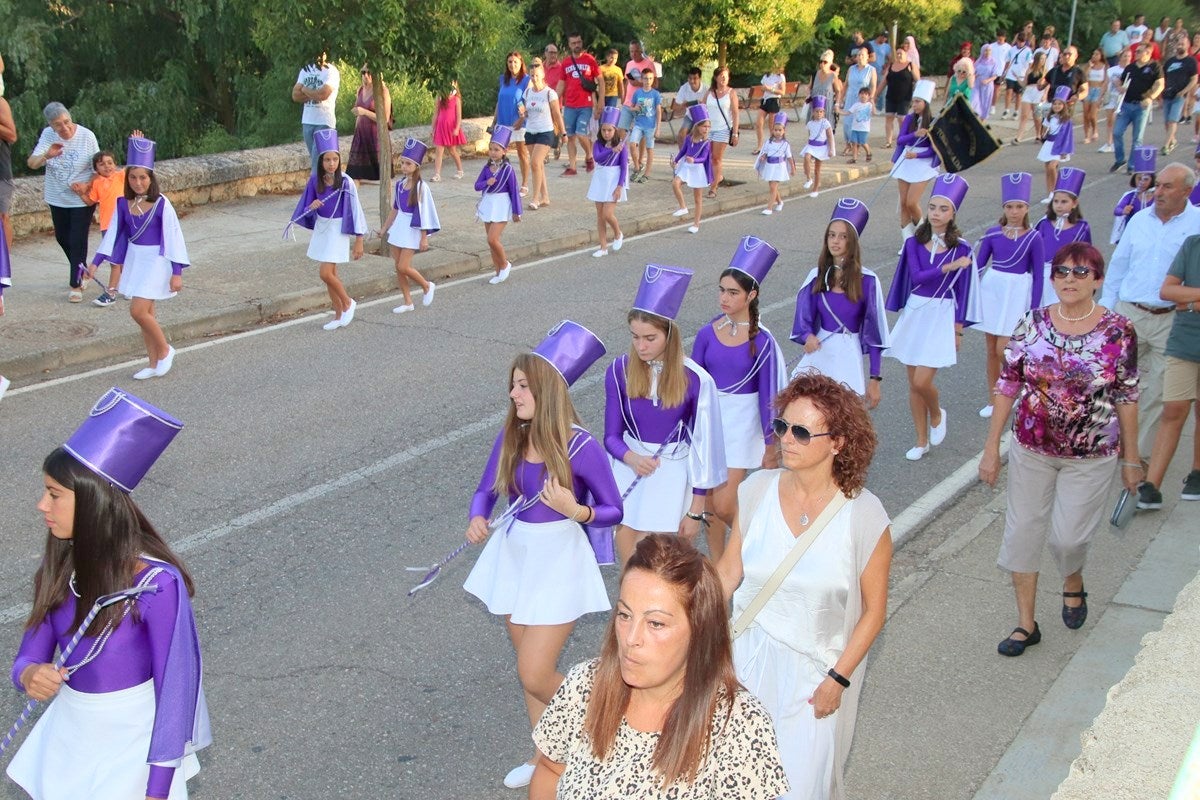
[1034,46,1060,67]
[1101,202,1200,308]
[1005,47,1034,81]
[847,101,873,132]
[1106,65,1126,94]
[706,90,734,132]
[991,41,1014,71]
[31,125,100,208]
[675,82,706,105]
[297,63,341,127]
[523,85,559,133]
[760,72,786,99]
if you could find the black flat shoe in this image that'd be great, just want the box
[998,623,1041,657]
[1062,589,1088,630]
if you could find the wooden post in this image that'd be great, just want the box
[374,76,393,237]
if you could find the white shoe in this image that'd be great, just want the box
[905,444,930,461]
[809,191,819,198]
[775,202,784,211]
[672,208,690,217]
[503,762,536,789]
[392,303,415,314]
[1098,143,1113,153]
[322,317,343,330]
[422,282,436,307]
[133,366,158,380]
[488,274,502,284]
[496,263,511,283]
[154,346,176,377]
[0,375,9,402]
[761,208,773,215]
[339,299,356,327]
[687,225,700,233]
[611,235,624,251]
[979,404,994,419]
[593,248,608,257]
[930,408,947,446]
[803,179,814,190]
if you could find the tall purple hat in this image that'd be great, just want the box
[1130,146,1157,175]
[401,138,428,164]
[829,198,870,236]
[772,111,788,126]
[490,124,513,149]
[532,320,607,387]
[600,105,622,128]
[62,388,184,493]
[1000,172,1033,205]
[126,136,156,171]
[811,95,827,111]
[1054,167,1086,197]
[930,173,970,210]
[728,237,779,286]
[1053,85,1072,103]
[632,265,693,321]
[687,104,709,125]
[313,128,340,156]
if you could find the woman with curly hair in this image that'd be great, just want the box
[717,372,893,800]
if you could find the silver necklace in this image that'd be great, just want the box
[718,315,750,337]
[1056,300,1096,322]
[797,487,834,527]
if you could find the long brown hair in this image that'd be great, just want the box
[28,449,194,636]
[625,311,687,407]
[719,268,761,357]
[492,354,578,497]
[585,535,740,786]
[814,220,865,303]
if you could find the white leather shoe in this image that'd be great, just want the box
[133,366,158,380]
[392,304,415,314]
[496,263,511,283]
[593,249,608,257]
[422,283,436,307]
[611,235,624,251]
[979,404,994,418]
[930,408,948,446]
[322,317,342,330]
[154,346,176,377]
[503,762,535,789]
[687,225,700,233]
[338,299,356,327]
[672,208,689,217]
[905,444,930,461]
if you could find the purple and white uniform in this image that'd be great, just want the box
[92,196,190,301]
[474,158,523,223]
[691,318,786,469]
[1035,216,1092,305]
[586,140,629,203]
[463,427,621,625]
[604,354,726,531]
[791,268,891,394]
[386,177,441,250]
[1109,189,1154,244]
[1037,116,1074,162]
[756,138,793,183]
[799,119,834,161]
[886,235,982,368]
[672,136,713,189]
[8,560,211,800]
[891,114,941,183]
[975,226,1047,334]
[290,174,369,264]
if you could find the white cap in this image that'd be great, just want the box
[912,79,936,104]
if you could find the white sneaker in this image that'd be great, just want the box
[496,263,511,283]
[1098,143,1113,153]
[687,225,700,233]
[672,208,690,217]
[611,235,624,251]
[761,208,773,215]
[979,404,994,419]
[133,366,158,380]
[803,179,814,190]
[392,303,415,314]
[154,346,176,377]
[339,300,356,327]
[809,191,819,198]
[422,283,436,307]
[930,408,948,446]
[0,375,9,402]
[322,317,342,330]
[593,248,608,257]
[775,202,784,211]
[488,274,503,284]
[905,444,930,461]
[503,762,536,789]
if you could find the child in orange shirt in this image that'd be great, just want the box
[87,151,125,306]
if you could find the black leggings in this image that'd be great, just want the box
[50,204,94,288]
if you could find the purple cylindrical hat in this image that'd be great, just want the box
[772,111,788,126]
[829,198,870,236]
[401,138,428,164]
[62,388,183,493]
[728,236,779,286]
[490,124,513,149]
[632,265,693,321]
[126,137,156,171]
[1054,167,1086,197]
[1053,85,1072,103]
[1130,146,1157,174]
[532,320,607,387]
[600,105,622,128]
[1000,172,1033,205]
[930,173,970,210]
[687,104,709,125]
[811,95,827,111]
[313,128,340,156]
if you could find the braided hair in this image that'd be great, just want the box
[720,268,760,358]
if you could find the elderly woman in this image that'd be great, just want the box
[26,102,99,303]
[531,534,789,799]
[718,372,893,800]
[346,65,391,183]
[946,57,974,104]
[980,243,1141,656]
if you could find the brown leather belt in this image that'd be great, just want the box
[1131,303,1175,315]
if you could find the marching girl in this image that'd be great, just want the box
[381,138,439,313]
[290,129,367,331]
[1111,147,1156,243]
[587,106,628,257]
[893,79,941,251]
[756,111,794,215]
[975,173,1046,419]
[1034,167,1091,306]
[885,174,982,461]
[799,96,833,197]
[690,237,787,562]
[462,321,620,791]
[605,264,727,566]
[671,105,713,234]
[792,198,891,409]
[1037,86,1075,204]
[475,125,522,284]
[87,136,190,378]
[8,388,210,800]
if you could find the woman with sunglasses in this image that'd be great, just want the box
[980,243,1140,657]
[717,372,892,800]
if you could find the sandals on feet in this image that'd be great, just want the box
[998,622,1041,657]
[1062,589,1088,629]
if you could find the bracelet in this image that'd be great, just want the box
[869,375,883,382]
[685,511,706,521]
[827,668,851,688]
[571,505,588,522]
[1119,461,1144,470]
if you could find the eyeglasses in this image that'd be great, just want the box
[771,418,835,445]
[1050,264,1100,279]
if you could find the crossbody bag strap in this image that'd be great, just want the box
[731,491,849,639]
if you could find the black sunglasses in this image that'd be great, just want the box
[1051,264,1099,279]
[771,418,835,445]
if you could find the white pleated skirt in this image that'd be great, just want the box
[117,243,176,301]
[476,193,513,223]
[758,162,791,182]
[463,517,610,625]
[586,164,627,203]
[887,295,958,368]
[307,216,352,263]
[800,143,830,161]
[386,209,423,250]
[1037,141,1065,162]
[794,331,867,395]
[891,156,939,183]
[718,391,766,469]
[978,270,1033,336]
[674,162,709,189]
[734,625,836,800]
[1041,269,1059,307]
[6,680,200,800]
[611,433,691,532]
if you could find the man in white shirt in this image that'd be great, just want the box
[671,67,706,143]
[1126,14,1149,42]
[1101,163,1200,459]
[1034,35,1060,73]
[1002,33,1033,119]
[292,51,340,173]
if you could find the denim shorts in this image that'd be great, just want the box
[1165,95,1187,123]
[630,126,656,148]
[525,130,557,147]
[562,105,592,136]
[849,130,868,145]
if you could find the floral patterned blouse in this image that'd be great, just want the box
[533,660,789,799]
[995,307,1139,459]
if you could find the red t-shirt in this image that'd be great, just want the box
[562,52,600,108]
[544,62,566,98]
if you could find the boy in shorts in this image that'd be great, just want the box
[600,49,624,108]
[630,71,662,181]
[840,87,874,163]
[86,150,126,307]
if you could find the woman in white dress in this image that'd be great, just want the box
[717,372,892,800]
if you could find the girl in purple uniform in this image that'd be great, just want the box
[1036,87,1075,204]
[462,321,620,791]
[474,125,523,285]
[893,80,940,251]
[1034,167,1091,306]
[975,173,1045,418]
[381,138,440,313]
[691,237,786,562]
[671,105,713,233]
[1110,147,1156,244]
[587,106,628,257]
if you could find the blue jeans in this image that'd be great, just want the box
[1112,102,1149,165]
[302,123,334,173]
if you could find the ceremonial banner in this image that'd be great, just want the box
[929,95,1002,173]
